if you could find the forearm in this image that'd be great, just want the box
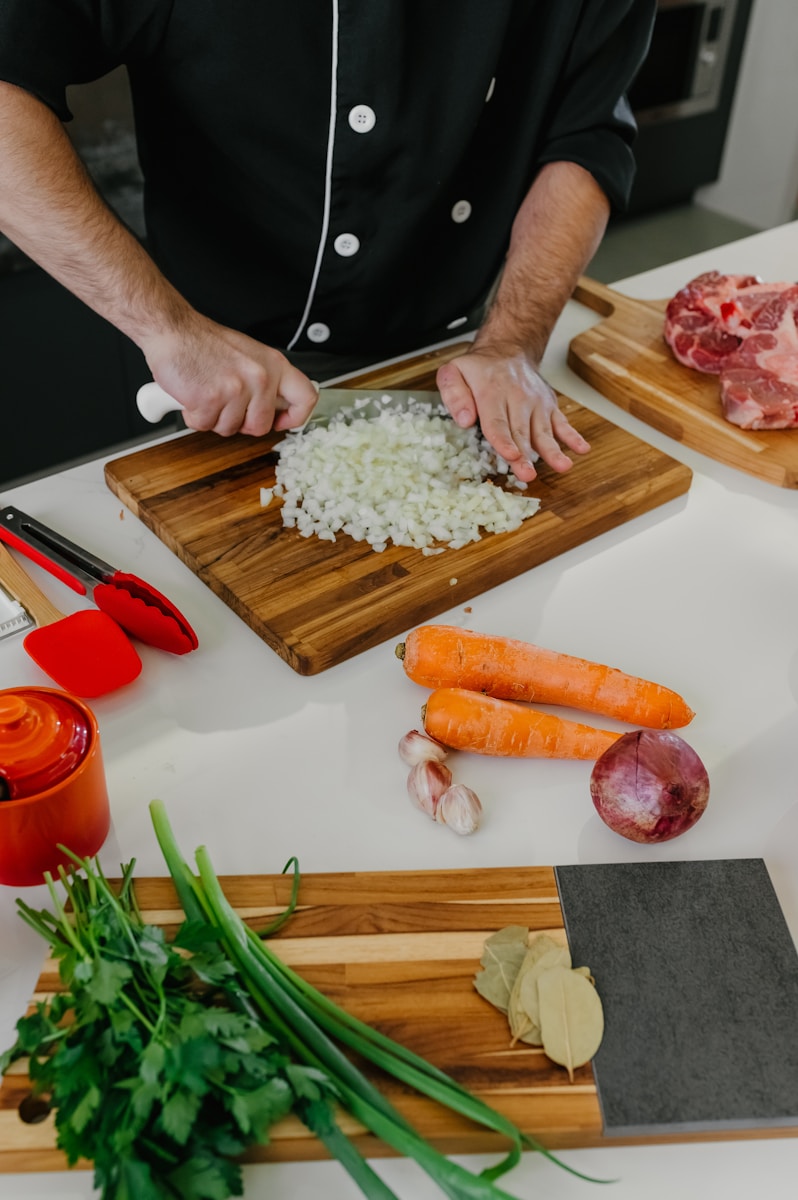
[0,81,317,437]
[476,160,611,364]
[437,160,604,476]
[0,80,192,345]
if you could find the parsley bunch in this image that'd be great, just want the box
[1,802,600,1199]
[0,857,334,1198]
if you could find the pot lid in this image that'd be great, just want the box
[0,688,91,800]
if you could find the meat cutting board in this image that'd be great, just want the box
[569,276,798,489]
[105,344,691,674]
[3,862,797,1175]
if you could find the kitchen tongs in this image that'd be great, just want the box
[0,505,198,655]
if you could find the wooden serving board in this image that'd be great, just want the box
[569,276,798,489]
[3,864,793,1176]
[105,345,691,675]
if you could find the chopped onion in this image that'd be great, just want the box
[262,398,540,552]
[590,730,710,843]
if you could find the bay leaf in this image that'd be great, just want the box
[473,926,529,1013]
[479,925,530,958]
[509,943,571,1046]
[525,933,568,965]
[537,965,605,1082]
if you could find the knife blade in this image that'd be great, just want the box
[136,381,444,428]
[296,387,445,431]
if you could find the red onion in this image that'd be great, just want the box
[590,730,709,843]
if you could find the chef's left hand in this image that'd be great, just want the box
[436,345,590,481]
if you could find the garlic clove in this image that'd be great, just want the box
[398,728,449,767]
[407,760,452,819]
[437,784,482,836]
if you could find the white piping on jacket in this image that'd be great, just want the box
[286,0,339,349]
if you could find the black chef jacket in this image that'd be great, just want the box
[0,1,654,361]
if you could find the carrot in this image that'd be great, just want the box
[423,688,621,760]
[398,624,694,730]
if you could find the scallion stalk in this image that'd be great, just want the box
[149,799,604,1197]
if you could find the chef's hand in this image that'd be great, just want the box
[141,316,319,437]
[436,344,590,482]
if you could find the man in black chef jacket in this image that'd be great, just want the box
[0,1,654,482]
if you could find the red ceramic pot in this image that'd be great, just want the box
[0,687,110,887]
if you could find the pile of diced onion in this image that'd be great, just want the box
[260,397,540,554]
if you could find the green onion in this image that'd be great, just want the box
[150,799,605,1196]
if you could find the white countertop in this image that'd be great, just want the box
[3,222,798,1199]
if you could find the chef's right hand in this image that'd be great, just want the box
[140,316,319,437]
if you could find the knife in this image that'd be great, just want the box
[136,381,444,429]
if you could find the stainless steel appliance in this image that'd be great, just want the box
[629,0,741,124]
[624,0,753,214]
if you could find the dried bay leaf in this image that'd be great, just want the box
[508,986,539,1045]
[525,933,567,966]
[473,925,529,1013]
[482,925,530,951]
[508,943,571,1046]
[537,964,605,1082]
[474,928,604,1074]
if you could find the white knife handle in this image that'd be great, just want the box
[136,382,185,423]
[136,379,322,425]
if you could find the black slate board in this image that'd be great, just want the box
[554,859,798,1137]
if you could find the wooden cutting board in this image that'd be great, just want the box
[3,864,795,1175]
[569,276,798,489]
[105,345,691,675]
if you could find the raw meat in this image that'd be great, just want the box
[720,287,798,429]
[664,272,798,430]
[664,272,792,373]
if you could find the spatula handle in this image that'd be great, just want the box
[0,544,64,628]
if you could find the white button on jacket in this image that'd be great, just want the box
[333,233,361,257]
[451,200,472,224]
[306,322,331,343]
[348,104,377,133]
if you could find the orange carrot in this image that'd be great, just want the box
[398,624,694,730]
[423,688,621,760]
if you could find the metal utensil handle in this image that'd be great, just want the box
[0,506,114,593]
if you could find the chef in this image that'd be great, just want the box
[0,1,654,482]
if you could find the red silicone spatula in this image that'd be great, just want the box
[0,544,142,697]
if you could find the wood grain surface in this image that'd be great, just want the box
[104,345,692,675]
[568,276,798,489]
[2,865,795,1175]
